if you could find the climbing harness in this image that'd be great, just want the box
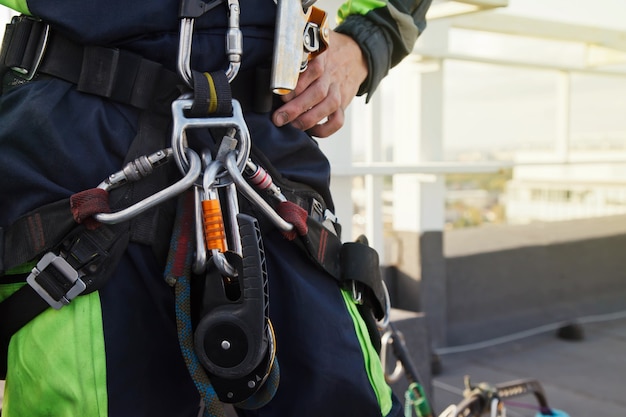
[0,1,390,414]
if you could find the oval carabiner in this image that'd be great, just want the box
[177,0,242,86]
[200,159,239,278]
[97,148,172,191]
[378,280,391,330]
[224,151,294,233]
[380,330,404,384]
[95,148,201,224]
[225,0,242,82]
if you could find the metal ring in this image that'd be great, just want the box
[170,98,251,184]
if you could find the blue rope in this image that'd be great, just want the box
[166,192,224,417]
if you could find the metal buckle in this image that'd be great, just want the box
[26,252,87,310]
[10,16,50,81]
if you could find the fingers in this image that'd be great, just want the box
[272,80,328,129]
[290,57,325,98]
[273,81,343,136]
[272,64,345,136]
[270,30,366,137]
[272,59,328,127]
[308,107,345,138]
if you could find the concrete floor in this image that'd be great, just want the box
[430,314,626,417]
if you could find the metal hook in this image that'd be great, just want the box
[377,280,391,330]
[95,148,201,224]
[225,0,242,82]
[380,330,404,384]
[177,18,195,88]
[177,0,242,86]
[193,185,208,274]
[224,151,294,233]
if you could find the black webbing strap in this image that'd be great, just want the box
[1,16,278,115]
[298,218,387,321]
[242,147,387,321]
[0,18,14,81]
[0,220,130,378]
[190,70,233,117]
[1,15,181,114]
[121,112,179,266]
[0,107,174,380]
[0,276,48,379]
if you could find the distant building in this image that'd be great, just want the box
[505,149,626,223]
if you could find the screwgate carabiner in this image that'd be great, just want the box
[177,0,242,87]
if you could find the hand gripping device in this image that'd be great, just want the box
[271,0,330,94]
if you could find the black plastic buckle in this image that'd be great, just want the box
[8,16,50,81]
[26,252,87,310]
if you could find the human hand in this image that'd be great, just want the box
[271,30,368,138]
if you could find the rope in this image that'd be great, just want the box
[165,191,225,417]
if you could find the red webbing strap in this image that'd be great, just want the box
[70,188,111,230]
[303,216,343,277]
[276,201,308,241]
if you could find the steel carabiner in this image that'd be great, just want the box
[200,158,239,278]
[177,0,242,87]
[95,148,201,224]
[224,151,294,233]
[380,330,405,384]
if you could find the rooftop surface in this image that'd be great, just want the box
[430,313,626,417]
[2,315,624,416]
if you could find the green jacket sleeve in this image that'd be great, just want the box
[334,0,432,100]
[0,0,30,15]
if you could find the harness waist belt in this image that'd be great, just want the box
[1,16,180,113]
[0,15,276,114]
